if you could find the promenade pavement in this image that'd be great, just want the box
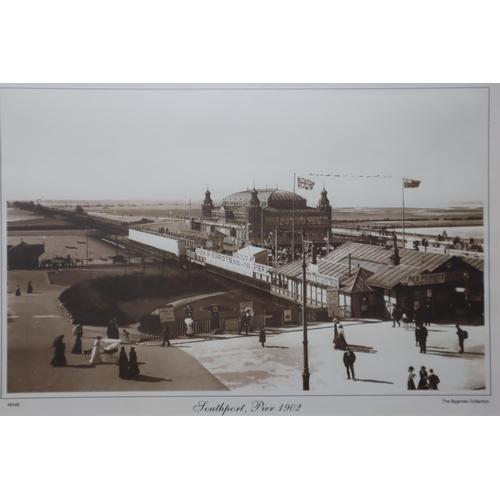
[5,269,488,397]
[6,269,227,394]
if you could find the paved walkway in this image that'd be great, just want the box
[6,270,227,394]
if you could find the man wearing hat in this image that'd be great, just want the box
[418,326,428,353]
[417,366,428,390]
[343,346,356,380]
[426,369,440,390]
[456,324,466,353]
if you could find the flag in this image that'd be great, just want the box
[403,178,421,188]
[297,176,315,190]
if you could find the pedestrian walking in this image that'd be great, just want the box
[162,325,171,347]
[50,334,67,367]
[417,366,428,390]
[15,285,21,296]
[128,347,140,378]
[118,347,129,379]
[27,281,33,294]
[334,324,348,351]
[407,366,416,390]
[184,317,194,336]
[391,307,401,327]
[414,327,420,347]
[239,310,251,335]
[418,326,428,354]
[426,369,440,390]
[456,324,467,353]
[89,336,102,365]
[259,327,266,347]
[342,346,356,380]
[71,322,83,354]
[106,319,119,339]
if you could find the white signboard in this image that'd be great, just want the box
[196,248,272,278]
[306,272,339,289]
[159,306,175,323]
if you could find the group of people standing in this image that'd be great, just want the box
[333,320,348,351]
[50,320,140,379]
[118,346,140,379]
[15,281,33,296]
[408,366,440,390]
[50,319,85,366]
[332,318,356,380]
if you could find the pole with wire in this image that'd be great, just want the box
[302,229,310,390]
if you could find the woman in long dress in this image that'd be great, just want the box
[407,366,416,390]
[118,347,129,379]
[71,323,83,354]
[89,336,102,365]
[334,325,348,351]
[128,347,140,378]
[50,335,67,367]
[417,366,428,390]
[185,317,194,336]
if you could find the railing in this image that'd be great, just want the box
[175,314,267,336]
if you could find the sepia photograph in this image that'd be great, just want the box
[1,83,497,415]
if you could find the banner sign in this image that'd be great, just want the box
[159,306,175,323]
[407,273,446,286]
[306,272,339,289]
[196,248,271,277]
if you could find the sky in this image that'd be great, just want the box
[0,84,489,208]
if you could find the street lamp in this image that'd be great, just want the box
[301,229,312,391]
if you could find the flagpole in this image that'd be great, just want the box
[402,177,405,250]
[292,173,295,259]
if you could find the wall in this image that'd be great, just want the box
[128,229,182,256]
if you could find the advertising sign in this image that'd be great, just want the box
[407,273,446,286]
[159,306,175,323]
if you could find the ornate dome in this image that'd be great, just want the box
[223,189,306,208]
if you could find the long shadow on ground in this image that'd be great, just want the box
[129,375,172,383]
[354,378,394,385]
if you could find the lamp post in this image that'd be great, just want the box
[302,229,310,391]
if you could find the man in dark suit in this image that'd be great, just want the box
[418,326,428,353]
[426,369,440,390]
[456,324,466,353]
[343,347,356,380]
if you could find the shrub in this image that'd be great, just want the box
[59,269,227,326]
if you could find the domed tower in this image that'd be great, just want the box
[317,187,331,212]
[317,187,332,226]
[202,188,214,219]
[248,187,261,223]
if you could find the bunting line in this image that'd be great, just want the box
[306,173,392,178]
